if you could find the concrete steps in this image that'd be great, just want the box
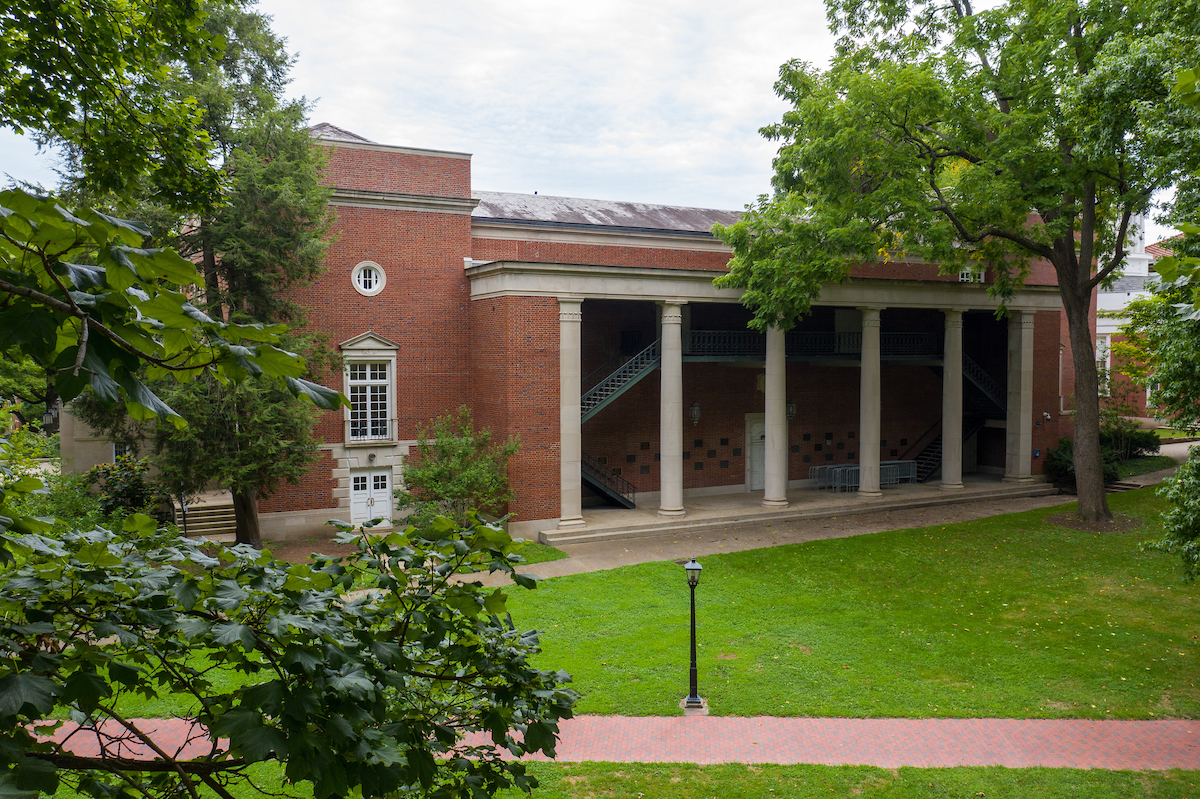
[540,482,1059,546]
[181,504,237,542]
[1105,480,1144,494]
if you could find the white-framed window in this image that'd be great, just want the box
[959,268,982,283]
[348,361,391,441]
[1096,334,1111,397]
[351,261,386,297]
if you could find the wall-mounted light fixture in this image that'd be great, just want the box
[689,402,701,426]
[786,401,797,422]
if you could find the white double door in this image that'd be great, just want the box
[350,468,393,524]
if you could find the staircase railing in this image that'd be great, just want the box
[583,354,634,394]
[581,338,661,422]
[688,330,765,357]
[963,354,1006,413]
[581,453,637,508]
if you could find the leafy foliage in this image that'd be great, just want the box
[396,407,520,528]
[85,454,166,521]
[0,509,574,799]
[1148,450,1200,580]
[1044,437,1120,494]
[0,0,224,210]
[712,0,1200,522]
[0,190,344,427]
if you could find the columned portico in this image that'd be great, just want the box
[1004,311,1036,483]
[558,298,586,528]
[941,309,966,491]
[659,302,686,517]
[858,307,883,498]
[762,326,789,507]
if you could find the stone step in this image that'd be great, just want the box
[540,483,1059,546]
[1105,481,1145,494]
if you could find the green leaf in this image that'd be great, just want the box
[0,673,59,717]
[283,377,346,410]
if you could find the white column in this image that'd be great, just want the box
[1004,311,1036,483]
[659,302,686,517]
[859,307,883,498]
[941,309,965,491]
[763,325,789,507]
[557,299,585,528]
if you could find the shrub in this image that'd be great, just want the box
[1099,425,1160,461]
[1044,437,1120,493]
[85,454,171,522]
[1145,449,1200,580]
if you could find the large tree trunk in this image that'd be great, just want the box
[232,488,261,548]
[1060,275,1112,522]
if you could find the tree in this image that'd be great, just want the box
[713,0,1200,522]
[60,2,336,546]
[395,407,520,528]
[1,0,224,211]
[0,508,575,799]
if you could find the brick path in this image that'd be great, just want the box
[64,716,1198,771]
[472,716,1200,770]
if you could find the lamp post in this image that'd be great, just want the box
[683,557,705,711]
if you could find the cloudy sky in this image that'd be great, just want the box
[0,0,833,213]
[0,0,1177,240]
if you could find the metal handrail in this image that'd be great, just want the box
[582,339,661,414]
[963,354,1006,411]
[345,417,396,444]
[688,330,765,357]
[581,453,637,504]
[583,354,634,394]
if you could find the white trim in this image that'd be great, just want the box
[315,138,472,159]
[465,260,1063,312]
[351,261,387,297]
[471,219,732,252]
[332,189,478,215]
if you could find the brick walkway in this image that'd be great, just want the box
[474,716,1200,770]
[51,716,1200,771]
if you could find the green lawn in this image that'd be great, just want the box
[499,763,1200,799]
[1118,455,1177,478]
[508,488,1200,719]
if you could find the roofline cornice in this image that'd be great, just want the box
[471,219,732,252]
[329,188,479,215]
[315,139,472,160]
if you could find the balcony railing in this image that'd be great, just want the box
[681,330,943,360]
[345,417,396,444]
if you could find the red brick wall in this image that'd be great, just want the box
[848,257,1058,287]
[258,451,337,512]
[471,237,730,271]
[469,296,560,523]
[1031,310,1062,472]
[290,203,474,444]
[320,144,471,198]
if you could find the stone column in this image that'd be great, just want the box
[859,307,883,498]
[763,325,789,507]
[659,302,686,517]
[557,299,586,528]
[1004,311,1036,483]
[941,309,965,491]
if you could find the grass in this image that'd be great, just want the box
[1155,428,1199,439]
[507,487,1200,719]
[498,763,1200,798]
[515,540,569,565]
[1118,455,1177,479]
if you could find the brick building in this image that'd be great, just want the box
[62,124,1073,540]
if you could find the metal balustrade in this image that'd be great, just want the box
[687,330,766,357]
[581,453,637,508]
[963,354,1007,413]
[581,339,661,422]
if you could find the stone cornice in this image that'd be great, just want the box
[471,219,732,252]
[330,188,479,215]
[316,139,472,160]
[466,260,1063,312]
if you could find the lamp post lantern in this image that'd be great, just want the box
[683,557,705,710]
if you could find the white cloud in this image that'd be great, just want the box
[259,0,833,209]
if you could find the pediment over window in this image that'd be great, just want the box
[340,331,400,353]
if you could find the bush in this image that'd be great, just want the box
[85,454,172,522]
[1044,437,1120,493]
[1099,425,1160,461]
[1145,449,1200,580]
[8,471,105,532]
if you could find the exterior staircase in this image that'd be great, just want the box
[905,417,989,483]
[179,503,237,541]
[581,339,661,422]
[581,453,637,509]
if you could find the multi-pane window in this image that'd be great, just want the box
[349,362,390,440]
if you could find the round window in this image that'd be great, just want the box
[351,261,386,297]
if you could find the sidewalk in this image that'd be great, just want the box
[57,716,1200,770]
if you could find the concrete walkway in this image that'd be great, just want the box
[487,442,1194,585]
[53,716,1200,770]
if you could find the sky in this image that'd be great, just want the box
[0,0,1177,241]
[0,0,833,213]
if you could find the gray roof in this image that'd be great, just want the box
[1102,273,1158,293]
[472,190,741,236]
[309,123,375,144]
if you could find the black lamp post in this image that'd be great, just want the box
[683,557,704,709]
